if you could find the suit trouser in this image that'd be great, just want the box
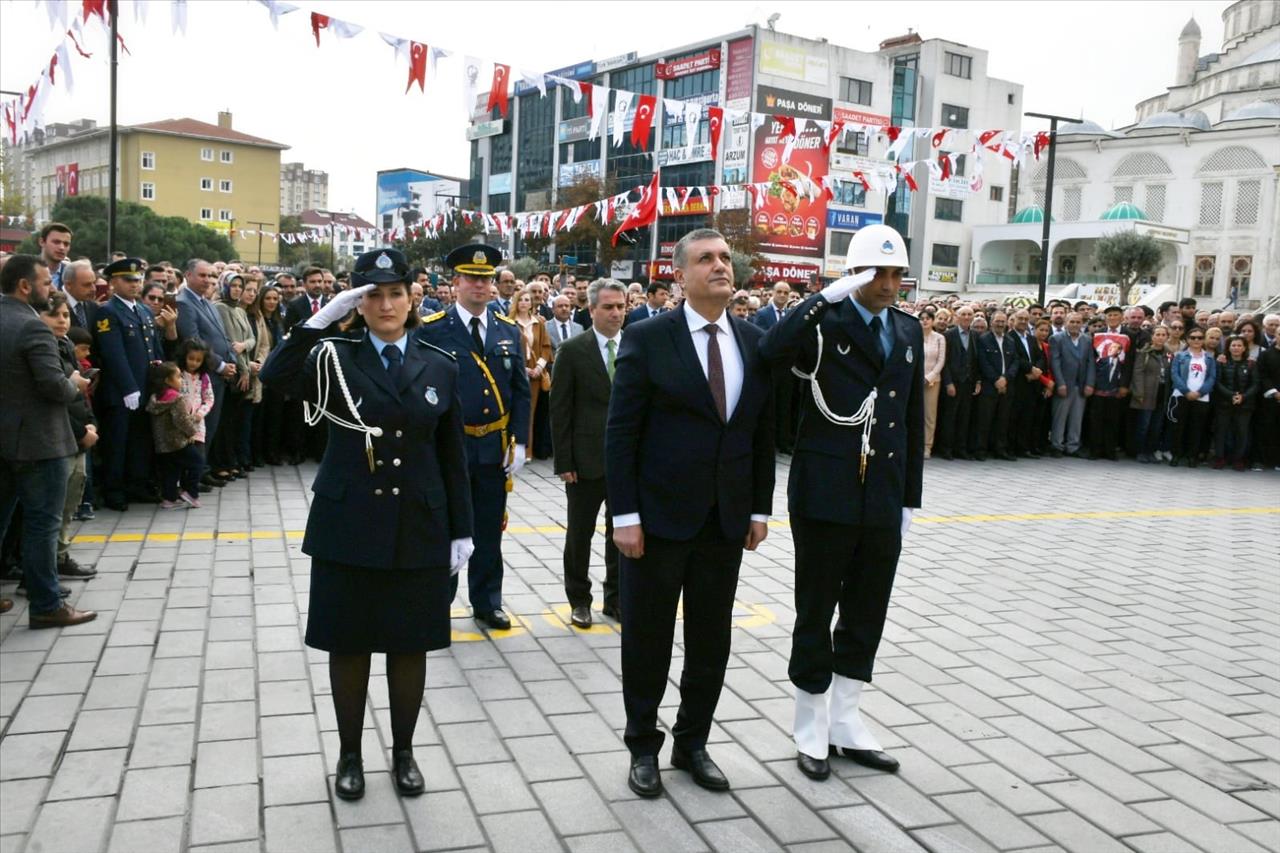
[1088,395,1126,455]
[789,516,902,693]
[1010,382,1040,453]
[1259,399,1280,467]
[100,405,153,499]
[203,376,227,475]
[975,391,1013,454]
[1051,390,1086,452]
[562,477,619,610]
[937,382,974,455]
[620,515,741,757]
[452,461,507,613]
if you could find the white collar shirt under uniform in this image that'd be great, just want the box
[454,302,488,336]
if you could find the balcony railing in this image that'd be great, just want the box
[973,273,1114,286]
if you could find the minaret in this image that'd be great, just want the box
[1176,17,1201,87]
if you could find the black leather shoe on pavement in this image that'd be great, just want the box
[57,557,97,578]
[796,752,830,780]
[392,749,424,796]
[832,745,900,772]
[476,609,511,630]
[334,752,365,800]
[570,606,592,628]
[671,745,730,791]
[628,755,663,798]
[601,603,621,621]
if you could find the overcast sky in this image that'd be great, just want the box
[1,0,1226,220]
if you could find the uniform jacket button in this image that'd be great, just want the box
[374,488,383,496]
[889,422,896,428]
[392,458,402,467]
[392,487,400,496]
[483,389,490,396]
[888,451,895,458]
[871,418,877,425]
[869,449,876,456]
[376,459,384,467]
[889,390,897,398]
[395,430,403,438]
[483,408,490,415]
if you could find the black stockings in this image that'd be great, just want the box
[329,652,426,756]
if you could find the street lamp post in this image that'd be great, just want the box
[1024,111,1081,306]
[107,0,119,254]
[247,219,272,265]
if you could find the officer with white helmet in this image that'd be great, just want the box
[759,223,924,781]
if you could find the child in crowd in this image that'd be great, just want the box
[67,326,98,521]
[146,361,202,509]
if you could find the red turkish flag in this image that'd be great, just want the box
[932,128,950,148]
[310,12,328,47]
[938,152,952,182]
[82,0,105,23]
[406,41,427,93]
[67,163,79,196]
[631,95,657,150]
[824,119,846,151]
[578,81,594,117]
[707,106,724,160]
[487,64,510,117]
[774,114,797,141]
[885,125,902,143]
[612,173,659,246]
[1034,131,1051,160]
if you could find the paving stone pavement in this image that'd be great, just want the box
[1,456,1277,853]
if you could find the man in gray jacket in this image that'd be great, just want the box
[0,255,97,627]
[1048,312,1095,457]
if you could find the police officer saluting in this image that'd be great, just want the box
[96,257,163,511]
[759,225,924,781]
[416,244,530,630]
[260,248,473,801]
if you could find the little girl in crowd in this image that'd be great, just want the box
[146,339,213,508]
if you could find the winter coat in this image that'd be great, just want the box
[147,388,200,453]
[1214,357,1259,410]
[1128,344,1170,411]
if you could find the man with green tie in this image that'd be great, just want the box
[549,278,627,629]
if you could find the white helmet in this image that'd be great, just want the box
[847,224,909,272]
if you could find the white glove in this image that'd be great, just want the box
[123,391,141,411]
[449,537,474,576]
[303,283,375,329]
[901,508,914,537]
[821,268,877,304]
[505,444,526,477]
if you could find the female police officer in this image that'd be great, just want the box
[261,248,473,801]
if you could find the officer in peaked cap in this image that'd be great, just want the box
[759,224,924,782]
[415,243,530,631]
[96,257,164,511]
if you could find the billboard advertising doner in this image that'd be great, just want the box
[750,116,828,259]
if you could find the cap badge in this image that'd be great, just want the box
[375,252,393,270]
[473,250,487,265]
[881,240,894,254]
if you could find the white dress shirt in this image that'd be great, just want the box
[454,301,488,337]
[593,327,621,366]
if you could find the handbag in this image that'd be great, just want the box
[540,370,552,392]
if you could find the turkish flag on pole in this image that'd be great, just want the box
[707,106,724,160]
[631,94,656,150]
[612,173,659,246]
[310,12,362,47]
[487,64,511,117]
[406,41,427,93]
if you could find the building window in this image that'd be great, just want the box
[934,198,963,221]
[199,207,213,221]
[200,147,213,161]
[836,131,869,157]
[140,182,155,200]
[219,209,233,221]
[141,151,155,170]
[830,231,854,257]
[944,52,972,79]
[839,77,873,106]
[931,243,960,267]
[1144,184,1166,221]
[1063,187,1081,221]
[1199,182,1223,225]
[989,185,1004,202]
[940,104,969,129]
[1114,185,1133,205]
[220,150,233,164]
[831,182,866,207]
[1234,179,1260,225]
[219,179,233,193]
[516,91,555,210]
[1229,255,1252,299]
[200,177,213,191]
[1193,255,1215,296]
[1007,93,1015,105]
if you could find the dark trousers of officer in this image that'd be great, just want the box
[100,406,153,500]
[1009,382,1040,454]
[452,462,506,613]
[1088,394,1125,457]
[771,366,796,452]
[789,516,901,693]
[975,390,1013,455]
[563,477,618,611]
[620,508,741,757]
[936,382,975,456]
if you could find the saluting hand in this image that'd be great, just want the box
[821,268,877,304]
[304,283,375,329]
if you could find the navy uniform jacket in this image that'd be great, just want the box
[95,295,163,407]
[975,331,1021,396]
[260,325,473,570]
[414,306,531,468]
[760,292,924,528]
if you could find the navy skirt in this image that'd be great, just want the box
[305,558,452,654]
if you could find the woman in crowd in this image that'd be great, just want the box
[1213,335,1258,471]
[1236,318,1264,362]
[920,309,946,459]
[1204,326,1224,356]
[932,307,951,335]
[1130,325,1171,463]
[1170,327,1215,468]
[260,250,473,803]
[1166,319,1186,351]
[251,284,287,466]
[212,271,255,479]
[236,278,271,470]
[509,286,552,457]
[1032,317,1056,453]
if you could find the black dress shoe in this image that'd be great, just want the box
[628,755,663,798]
[972,451,988,461]
[832,745,900,773]
[601,603,621,622]
[334,752,365,800]
[796,752,830,780]
[103,498,129,512]
[57,557,97,578]
[996,451,1017,461]
[476,609,511,630]
[200,474,226,488]
[392,749,424,796]
[570,606,592,628]
[1046,447,1063,457]
[670,745,729,791]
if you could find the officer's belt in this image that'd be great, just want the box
[464,414,510,437]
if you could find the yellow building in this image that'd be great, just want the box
[19,111,288,263]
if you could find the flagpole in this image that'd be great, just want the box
[107,0,119,254]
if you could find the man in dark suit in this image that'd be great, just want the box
[752,282,791,331]
[62,260,100,338]
[0,254,97,627]
[287,266,328,330]
[936,304,978,459]
[760,224,923,782]
[488,267,517,316]
[606,228,774,798]
[176,259,238,482]
[973,310,1020,461]
[550,279,627,629]
[623,281,670,327]
[1008,309,1048,457]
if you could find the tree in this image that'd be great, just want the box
[396,217,484,270]
[1095,230,1164,289]
[0,144,30,218]
[557,173,631,272]
[276,214,309,269]
[18,195,235,263]
[714,206,764,288]
[509,256,540,281]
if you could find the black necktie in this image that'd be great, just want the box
[384,344,402,382]
[560,322,569,340]
[74,302,86,327]
[869,316,886,362]
[470,317,484,353]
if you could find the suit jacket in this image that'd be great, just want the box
[547,318,584,352]
[67,295,100,334]
[1049,331,1095,392]
[0,295,79,462]
[95,295,164,406]
[550,330,612,481]
[606,308,774,541]
[286,293,327,330]
[943,326,979,389]
[624,304,666,328]
[760,293,924,527]
[1010,329,1048,390]
[753,302,786,330]
[260,326,472,569]
[571,306,591,331]
[975,331,1020,396]
[176,287,234,373]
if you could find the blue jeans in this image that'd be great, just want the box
[0,455,71,614]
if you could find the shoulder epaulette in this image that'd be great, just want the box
[415,339,456,360]
[493,312,517,326]
[316,336,358,344]
[422,310,447,323]
[889,305,913,317]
